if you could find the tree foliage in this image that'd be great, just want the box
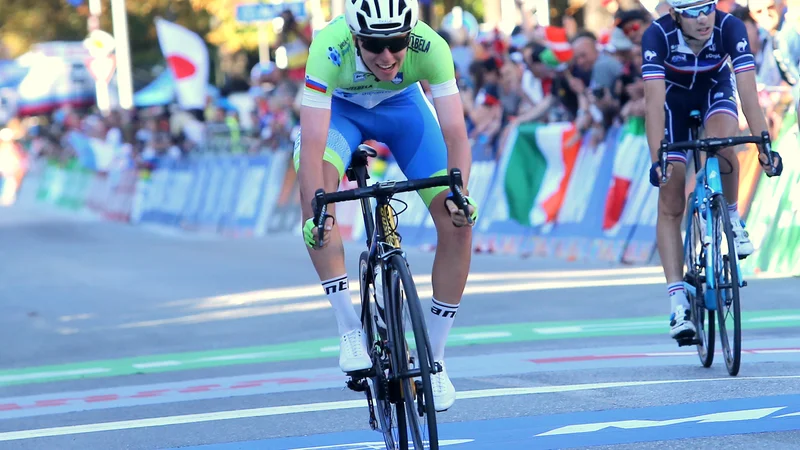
[0,0,213,84]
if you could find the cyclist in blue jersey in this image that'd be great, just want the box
[642,0,783,341]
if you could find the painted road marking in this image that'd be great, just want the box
[535,407,787,436]
[2,377,799,443]
[2,310,800,387]
[0,368,110,384]
[231,394,800,450]
[4,342,800,420]
[171,439,476,450]
[529,348,800,364]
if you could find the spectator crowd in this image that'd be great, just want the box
[7,1,800,173]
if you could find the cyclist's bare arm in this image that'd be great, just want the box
[644,79,666,162]
[434,93,472,188]
[735,70,770,137]
[298,105,332,220]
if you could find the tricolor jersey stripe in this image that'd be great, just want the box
[304,75,328,94]
[733,62,756,74]
[643,72,665,81]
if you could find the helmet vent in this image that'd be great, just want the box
[372,22,399,30]
[360,1,371,16]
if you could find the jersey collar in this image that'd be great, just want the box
[676,29,716,54]
[355,55,370,74]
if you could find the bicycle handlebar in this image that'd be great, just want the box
[311,168,472,246]
[658,131,776,185]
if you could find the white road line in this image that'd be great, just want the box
[749,315,800,323]
[2,375,799,442]
[132,361,182,369]
[0,368,111,384]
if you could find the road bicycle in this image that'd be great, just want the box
[312,144,472,450]
[658,110,775,377]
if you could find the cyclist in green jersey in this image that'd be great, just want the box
[294,0,478,412]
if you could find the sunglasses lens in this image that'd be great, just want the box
[361,35,409,54]
[681,2,715,17]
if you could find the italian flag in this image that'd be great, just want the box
[603,117,648,231]
[497,122,580,226]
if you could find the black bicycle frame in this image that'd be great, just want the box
[348,161,412,383]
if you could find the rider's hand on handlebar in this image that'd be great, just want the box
[758,150,783,177]
[445,195,478,228]
[303,216,334,249]
[649,160,674,187]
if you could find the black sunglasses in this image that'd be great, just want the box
[358,34,411,54]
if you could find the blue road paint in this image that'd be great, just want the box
[169,394,800,449]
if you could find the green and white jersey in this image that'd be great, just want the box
[302,15,458,110]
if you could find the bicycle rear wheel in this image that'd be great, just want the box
[710,195,742,376]
[684,193,714,367]
[359,252,406,448]
[386,254,439,450]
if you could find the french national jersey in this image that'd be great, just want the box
[641,12,756,90]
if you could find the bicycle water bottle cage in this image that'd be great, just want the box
[689,110,702,127]
[346,144,379,181]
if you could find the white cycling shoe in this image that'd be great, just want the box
[670,304,697,340]
[730,218,754,258]
[339,329,372,373]
[430,360,456,412]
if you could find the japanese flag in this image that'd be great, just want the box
[155,17,208,110]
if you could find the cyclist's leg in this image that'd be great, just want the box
[660,88,695,339]
[703,73,754,256]
[293,101,371,372]
[377,84,467,411]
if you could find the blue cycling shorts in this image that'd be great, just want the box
[293,84,448,207]
[663,67,739,165]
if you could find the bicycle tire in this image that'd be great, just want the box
[386,254,439,450]
[684,194,715,368]
[358,252,406,448]
[710,195,742,376]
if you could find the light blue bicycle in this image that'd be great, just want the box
[658,110,776,377]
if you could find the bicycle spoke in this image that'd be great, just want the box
[388,256,439,450]
[711,195,742,376]
[684,194,714,367]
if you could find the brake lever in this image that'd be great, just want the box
[659,140,669,185]
[449,168,473,225]
[760,131,776,176]
[313,189,327,248]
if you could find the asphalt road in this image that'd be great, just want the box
[1,204,799,450]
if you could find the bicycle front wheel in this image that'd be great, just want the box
[710,195,742,376]
[684,194,714,368]
[386,254,439,450]
[359,251,406,449]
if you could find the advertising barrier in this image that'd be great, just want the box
[742,110,800,276]
[14,115,800,276]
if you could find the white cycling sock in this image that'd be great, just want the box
[426,298,459,362]
[728,202,741,222]
[668,281,689,312]
[322,275,361,335]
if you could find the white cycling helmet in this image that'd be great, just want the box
[667,0,716,8]
[345,0,419,37]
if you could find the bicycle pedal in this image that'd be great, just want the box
[346,378,370,392]
[345,367,374,379]
[676,337,703,347]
